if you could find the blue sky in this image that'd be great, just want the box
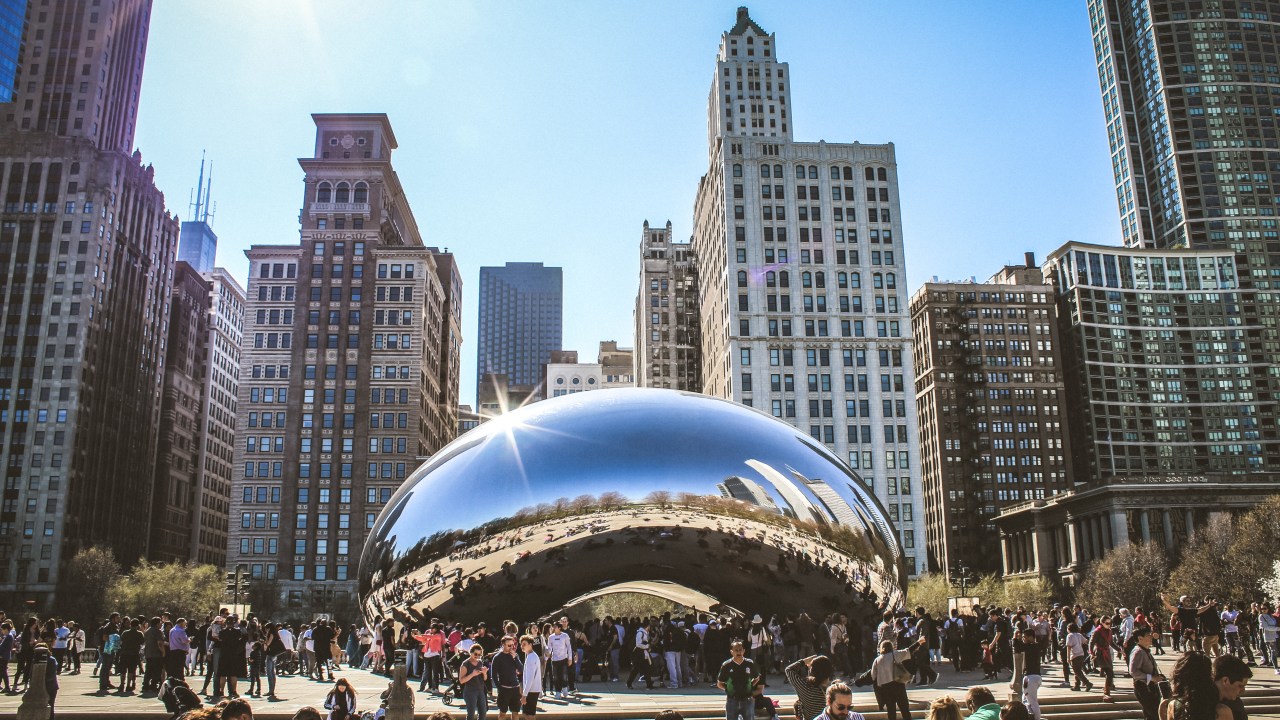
[135,1,1120,406]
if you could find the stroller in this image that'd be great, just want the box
[159,676,203,719]
[440,649,471,706]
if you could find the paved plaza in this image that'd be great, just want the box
[5,649,1280,719]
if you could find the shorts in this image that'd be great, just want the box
[523,691,540,715]
[498,685,522,713]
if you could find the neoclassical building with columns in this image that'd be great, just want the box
[996,475,1280,588]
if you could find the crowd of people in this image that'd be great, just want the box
[1,592,1276,720]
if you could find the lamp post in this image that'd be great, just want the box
[950,563,975,597]
[225,564,249,617]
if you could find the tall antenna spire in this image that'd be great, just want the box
[202,162,214,224]
[190,150,206,222]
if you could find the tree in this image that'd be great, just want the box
[1075,541,1170,614]
[1226,495,1280,600]
[107,561,225,620]
[1262,560,1280,604]
[1003,577,1057,611]
[1167,514,1244,602]
[57,547,120,624]
[907,573,952,615]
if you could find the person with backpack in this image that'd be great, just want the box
[160,674,203,718]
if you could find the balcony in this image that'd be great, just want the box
[309,202,371,218]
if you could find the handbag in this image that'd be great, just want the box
[854,669,873,687]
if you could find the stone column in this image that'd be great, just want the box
[1184,509,1195,538]
[1066,521,1080,565]
[1109,509,1128,548]
[1163,509,1175,549]
[1091,515,1105,557]
[1079,518,1093,561]
[1139,510,1151,543]
[1002,536,1012,576]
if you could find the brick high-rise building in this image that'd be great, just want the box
[150,261,210,564]
[910,254,1074,577]
[229,114,460,612]
[689,7,926,572]
[635,220,701,391]
[0,0,177,606]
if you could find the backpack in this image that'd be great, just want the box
[161,677,202,715]
[945,619,961,643]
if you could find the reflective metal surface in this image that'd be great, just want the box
[359,388,905,626]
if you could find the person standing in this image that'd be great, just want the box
[1129,627,1163,720]
[1091,616,1117,702]
[460,644,491,720]
[265,622,285,701]
[167,617,191,681]
[546,623,572,699]
[218,616,247,699]
[628,620,655,690]
[1016,628,1043,720]
[0,621,13,693]
[142,616,166,692]
[311,619,336,682]
[1065,624,1093,693]
[67,621,85,675]
[492,635,523,720]
[117,618,145,693]
[202,615,225,696]
[97,618,120,694]
[914,607,938,685]
[520,635,542,720]
[717,641,760,720]
[871,636,926,720]
[51,620,70,672]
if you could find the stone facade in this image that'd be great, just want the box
[228,114,459,613]
[689,8,927,573]
[634,221,701,391]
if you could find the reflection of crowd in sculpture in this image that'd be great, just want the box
[363,503,901,625]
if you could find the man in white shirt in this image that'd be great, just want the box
[627,620,654,690]
[278,624,295,652]
[300,625,314,677]
[546,624,573,699]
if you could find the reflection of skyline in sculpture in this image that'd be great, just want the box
[718,476,779,512]
[744,458,826,525]
[801,475,862,528]
[358,389,906,625]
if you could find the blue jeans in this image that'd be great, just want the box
[609,648,620,680]
[405,650,420,678]
[464,685,488,720]
[726,695,755,720]
[265,655,277,696]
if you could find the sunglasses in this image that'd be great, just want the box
[832,704,850,712]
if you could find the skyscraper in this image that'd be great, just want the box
[476,262,562,399]
[910,255,1074,576]
[228,114,460,612]
[1090,0,1280,255]
[0,0,176,607]
[689,7,926,573]
[178,154,218,273]
[0,0,24,103]
[635,220,701,391]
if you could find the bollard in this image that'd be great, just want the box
[384,662,415,720]
[17,646,51,720]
